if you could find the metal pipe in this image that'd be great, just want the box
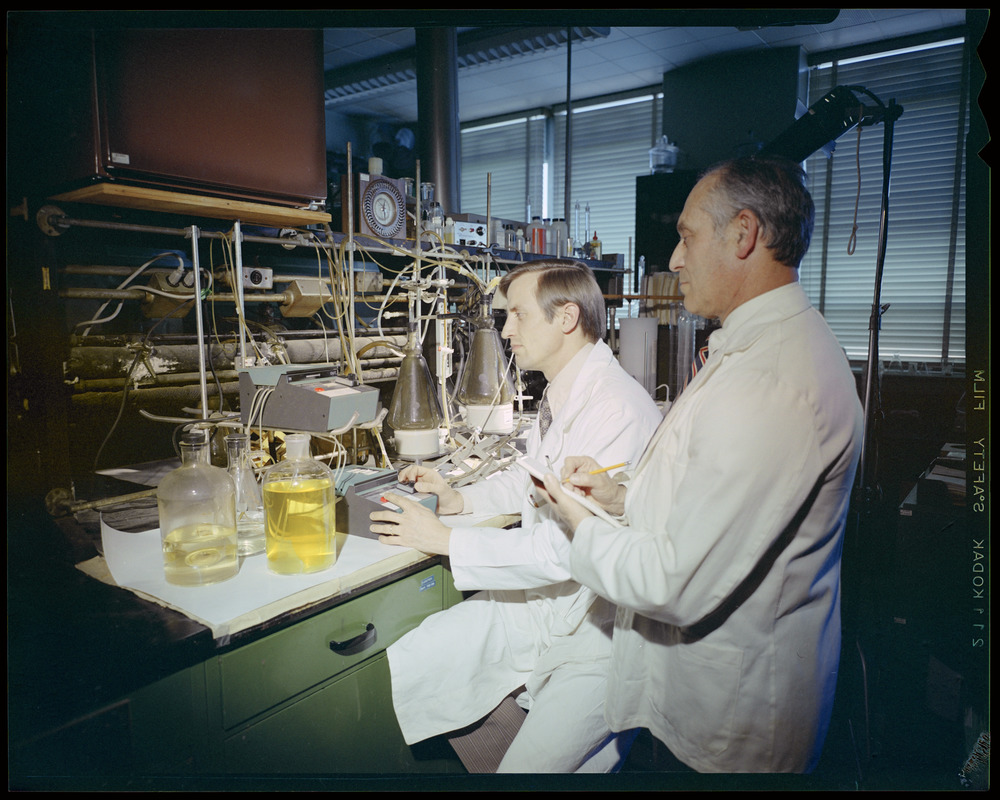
[40,208,337,251]
[486,172,492,249]
[416,27,460,215]
[189,225,210,418]
[41,213,195,239]
[71,357,404,392]
[61,287,150,301]
[75,371,243,391]
[346,141,356,370]
[70,366,401,406]
[564,26,573,224]
[62,264,182,277]
[59,287,412,309]
[72,328,409,347]
[66,336,408,380]
[61,287,683,308]
[415,158,423,245]
[179,291,289,304]
[71,381,242,406]
[233,220,248,368]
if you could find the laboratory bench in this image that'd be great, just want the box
[7,485,471,790]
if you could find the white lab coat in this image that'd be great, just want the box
[388,340,662,770]
[570,283,864,773]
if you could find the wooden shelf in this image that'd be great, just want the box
[50,183,332,228]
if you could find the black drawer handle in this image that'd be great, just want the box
[329,622,377,656]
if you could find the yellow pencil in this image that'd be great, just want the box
[588,461,628,475]
[557,462,629,485]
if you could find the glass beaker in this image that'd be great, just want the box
[262,433,338,575]
[226,432,266,557]
[157,431,238,586]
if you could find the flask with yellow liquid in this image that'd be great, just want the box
[157,430,239,586]
[262,433,338,575]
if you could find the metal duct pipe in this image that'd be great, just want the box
[66,336,407,382]
[416,27,461,217]
[71,381,242,406]
[70,358,405,392]
[69,366,401,406]
[60,287,406,309]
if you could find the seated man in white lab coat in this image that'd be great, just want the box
[370,261,662,773]
[541,157,865,773]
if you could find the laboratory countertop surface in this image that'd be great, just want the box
[6,490,444,749]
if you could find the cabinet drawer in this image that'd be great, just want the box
[223,653,462,774]
[218,564,445,729]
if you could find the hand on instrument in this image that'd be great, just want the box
[397,465,465,515]
[370,493,452,555]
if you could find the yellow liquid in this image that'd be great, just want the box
[263,478,338,574]
[162,523,239,586]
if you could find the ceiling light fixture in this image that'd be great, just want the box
[323,26,611,107]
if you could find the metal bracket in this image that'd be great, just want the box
[36,204,68,237]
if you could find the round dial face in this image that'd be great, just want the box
[373,192,398,225]
[362,178,405,239]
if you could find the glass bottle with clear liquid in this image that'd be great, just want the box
[226,432,265,557]
[157,431,239,586]
[420,181,445,237]
[262,433,338,575]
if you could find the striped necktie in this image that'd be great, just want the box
[538,392,552,438]
[682,344,710,390]
[691,344,709,379]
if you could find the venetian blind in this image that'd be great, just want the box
[459,116,546,223]
[800,38,968,369]
[461,95,660,310]
[551,95,660,267]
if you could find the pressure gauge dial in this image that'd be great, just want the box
[361,177,406,240]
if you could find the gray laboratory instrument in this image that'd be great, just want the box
[238,365,379,432]
[336,466,439,540]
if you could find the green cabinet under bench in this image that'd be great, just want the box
[14,563,465,782]
[211,564,461,774]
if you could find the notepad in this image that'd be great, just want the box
[518,457,623,527]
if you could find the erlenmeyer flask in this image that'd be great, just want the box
[457,311,515,434]
[226,432,265,557]
[387,333,444,458]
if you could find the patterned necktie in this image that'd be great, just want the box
[691,344,710,379]
[538,392,552,438]
[682,344,710,391]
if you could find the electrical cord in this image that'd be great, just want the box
[92,293,194,471]
[847,104,864,256]
[76,251,187,336]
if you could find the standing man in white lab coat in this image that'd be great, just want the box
[541,156,864,773]
[371,260,663,773]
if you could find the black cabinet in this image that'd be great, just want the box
[634,171,699,275]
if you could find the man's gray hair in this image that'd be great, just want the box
[701,156,816,268]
